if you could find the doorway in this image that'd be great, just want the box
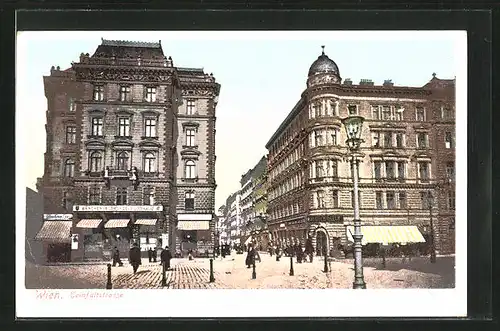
[315,230,328,256]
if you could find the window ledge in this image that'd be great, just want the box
[141,136,159,140]
[87,135,104,139]
[114,135,133,140]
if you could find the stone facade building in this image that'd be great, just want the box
[36,39,220,262]
[265,48,455,256]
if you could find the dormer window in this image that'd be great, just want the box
[119,85,131,102]
[145,87,157,102]
[93,85,104,101]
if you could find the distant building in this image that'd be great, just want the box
[265,48,455,256]
[36,39,220,261]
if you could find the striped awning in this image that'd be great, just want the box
[346,226,426,245]
[104,219,131,228]
[135,219,157,226]
[35,221,72,243]
[177,221,210,230]
[76,219,103,228]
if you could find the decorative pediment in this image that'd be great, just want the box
[87,108,106,115]
[116,109,135,116]
[111,140,134,148]
[412,151,433,159]
[180,149,201,159]
[139,140,162,148]
[412,124,430,131]
[85,139,106,148]
[141,110,160,117]
[182,121,200,130]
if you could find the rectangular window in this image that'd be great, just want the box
[416,107,425,121]
[91,117,103,136]
[186,99,195,115]
[332,190,339,208]
[69,98,76,112]
[186,128,196,146]
[316,190,325,208]
[144,118,157,137]
[442,107,453,120]
[145,87,157,102]
[93,85,104,101]
[348,105,358,115]
[143,187,155,205]
[384,132,393,147]
[396,133,404,147]
[314,131,323,146]
[395,106,404,121]
[331,160,338,178]
[372,105,380,120]
[417,132,427,148]
[331,130,337,145]
[119,86,131,102]
[382,106,391,120]
[118,118,130,137]
[418,162,429,181]
[446,162,455,181]
[397,161,405,180]
[386,191,396,209]
[386,161,395,179]
[89,186,100,205]
[372,132,381,147]
[445,131,454,148]
[447,190,455,210]
[399,192,407,209]
[376,191,384,209]
[116,187,127,205]
[66,126,76,144]
[374,161,382,180]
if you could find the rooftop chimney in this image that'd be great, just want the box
[343,78,353,86]
[359,79,374,86]
[383,79,394,87]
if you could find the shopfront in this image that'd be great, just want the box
[71,205,164,262]
[176,213,213,256]
[35,214,74,263]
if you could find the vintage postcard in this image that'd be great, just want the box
[16,30,467,318]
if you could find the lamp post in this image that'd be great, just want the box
[342,115,367,289]
[423,191,437,263]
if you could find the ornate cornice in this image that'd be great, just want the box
[73,66,175,84]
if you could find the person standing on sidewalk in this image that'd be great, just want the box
[161,246,173,270]
[305,237,314,263]
[129,242,141,274]
[148,247,153,263]
[152,247,158,263]
[112,246,123,267]
[245,244,255,268]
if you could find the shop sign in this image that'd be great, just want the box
[73,205,163,212]
[44,214,73,220]
[177,221,210,230]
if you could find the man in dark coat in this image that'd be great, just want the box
[152,247,158,262]
[148,247,153,263]
[297,242,304,263]
[112,246,123,267]
[161,246,173,270]
[245,244,255,268]
[128,242,142,274]
[305,237,314,263]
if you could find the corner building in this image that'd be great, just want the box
[37,39,220,262]
[265,49,455,257]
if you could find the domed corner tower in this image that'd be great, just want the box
[306,46,342,88]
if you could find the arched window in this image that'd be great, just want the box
[64,159,75,177]
[185,160,196,179]
[143,152,156,173]
[89,151,102,172]
[117,151,129,170]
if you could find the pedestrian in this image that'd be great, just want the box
[128,242,141,274]
[305,237,314,263]
[112,246,123,267]
[245,244,255,268]
[161,245,173,270]
[152,246,158,263]
[148,247,153,263]
[296,242,303,263]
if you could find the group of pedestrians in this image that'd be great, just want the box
[111,243,173,274]
[267,237,315,263]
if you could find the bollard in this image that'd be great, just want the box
[382,254,386,269]
[323,254,329,273]
[161,262,167,287]
[106,263,112,289]
[209,258,215,283]
[289,256,294,276]
[252,261,256,279]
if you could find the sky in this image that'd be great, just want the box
[16,31,461,209]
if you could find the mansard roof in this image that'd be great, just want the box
[91,38,165,60]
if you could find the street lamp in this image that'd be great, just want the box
[342,115,367,289]
[423,191,438,263]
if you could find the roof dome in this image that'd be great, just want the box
[308,46,340,77]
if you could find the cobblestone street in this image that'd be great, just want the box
[25,252,455,290]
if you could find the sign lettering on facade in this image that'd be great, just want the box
[44,214,73,220]
[177,221,210,230]
[73,205,163,212]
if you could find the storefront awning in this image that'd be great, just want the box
[177,213,212,221]
[76,219,103,228]
[177,221,210,230]
[35,221,72,243]
[135,219,157,226]
[346,226,426,245]
[105,219,131,228]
